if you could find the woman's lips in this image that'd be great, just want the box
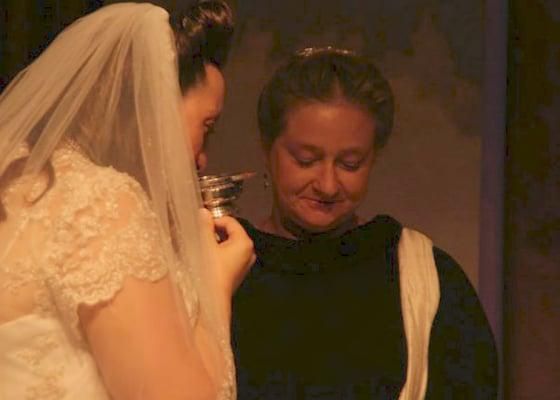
[302,197,340,212]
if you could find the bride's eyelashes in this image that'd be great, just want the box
[205,123,215,135]
[204,117,219,135]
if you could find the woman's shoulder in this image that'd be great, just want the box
[360,219,476,285]
[431,247,472,283]
[397,226,478,293]
[431,246,481,306]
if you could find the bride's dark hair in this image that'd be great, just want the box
[0,0,235,222]
[170,0,234,93]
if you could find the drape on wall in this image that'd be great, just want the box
[504,1,560,399]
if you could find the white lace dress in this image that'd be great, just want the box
[0,144,199,399]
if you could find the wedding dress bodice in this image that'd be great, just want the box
[0,144,197,399]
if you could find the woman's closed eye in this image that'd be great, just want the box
[293,156,318,167]
[338,158,363,172]
[291,155,363,170]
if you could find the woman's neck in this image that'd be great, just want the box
[258,207,360,240]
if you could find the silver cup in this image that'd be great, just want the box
[199,172,255,218]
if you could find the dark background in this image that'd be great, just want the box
[1,1,558,398]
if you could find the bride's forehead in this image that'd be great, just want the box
[203,64,226,95]
[188,65,225,98]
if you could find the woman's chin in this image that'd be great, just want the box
[295,215,344,234]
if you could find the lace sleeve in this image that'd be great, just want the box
[43,167,172,343]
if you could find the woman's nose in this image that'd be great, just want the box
[313,163,339,198]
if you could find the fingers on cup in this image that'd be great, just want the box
[198,208,218,243]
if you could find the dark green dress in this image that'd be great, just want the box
[232,215,497,399]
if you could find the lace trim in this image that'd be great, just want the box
[44,155,172,343]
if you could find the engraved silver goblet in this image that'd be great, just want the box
[199,172,255,218]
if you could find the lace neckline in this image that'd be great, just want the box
[57,138,89,157]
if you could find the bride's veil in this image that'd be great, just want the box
[0,2,233,395]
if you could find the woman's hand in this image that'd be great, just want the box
[198,208,255,298]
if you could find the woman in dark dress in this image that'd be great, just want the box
[232,47,497,399]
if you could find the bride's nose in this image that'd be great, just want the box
[196,151,208,173]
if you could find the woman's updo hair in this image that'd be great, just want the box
[258,47,394,151]
[169,0,234,93]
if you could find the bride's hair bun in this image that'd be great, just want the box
[170,0,234,92]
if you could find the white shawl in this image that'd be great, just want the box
[398,228,441,400]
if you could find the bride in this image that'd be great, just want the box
[0,1,254,399]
